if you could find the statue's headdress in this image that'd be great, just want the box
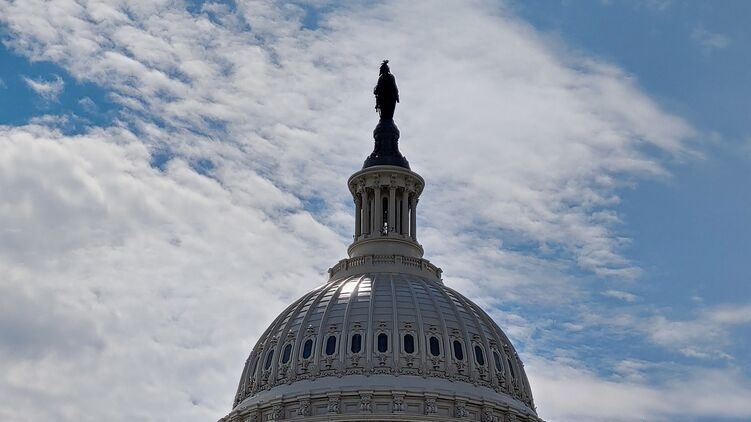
[379,60,390,75]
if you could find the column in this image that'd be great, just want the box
[410,197,417,240]
[374,186,383,235]
[361,189,369,235]
[401,190,409,235]
[354,196,362,238]
[388,187,396,234]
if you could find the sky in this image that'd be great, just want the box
[0,1,749,421]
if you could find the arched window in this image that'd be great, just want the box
[404,334,415,354]
[493,351,503,372]
[474,345,485,366]
[325,335,337,356]
[453,340,464,360]
[281,344,292,364]
[377,333,388,353]
[507,357,516,378]
[264,349,274,370]
[302,339,313,359]
[429,336,441,357]
[351,333,362,353]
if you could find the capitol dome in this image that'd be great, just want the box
[221,63,542,422]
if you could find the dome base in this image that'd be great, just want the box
[223,374,541,422]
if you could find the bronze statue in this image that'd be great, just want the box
[374,60,399,121]
[364,60,409,169]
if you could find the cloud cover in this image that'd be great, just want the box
[0,1,745,421]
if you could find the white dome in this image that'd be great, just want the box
[222,69,544,420]
[227,271,539,421]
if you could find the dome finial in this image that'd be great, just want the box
[365,60,409,168]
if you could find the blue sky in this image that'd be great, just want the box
[1,1,750,421]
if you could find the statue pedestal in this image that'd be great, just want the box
[363,119,410,169]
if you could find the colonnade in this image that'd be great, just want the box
[354,186,417,240]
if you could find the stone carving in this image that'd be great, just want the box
[424,397,438,415]
[296,399,311,416]
[376,352,389,366]
[455,400,468,418]
[393,394,405,412]
[481,407,498,422]
[270,404,284,420]
[327,396,340,414]
[360,393,373,413]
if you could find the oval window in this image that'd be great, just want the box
[351,333,362,353]
[281,343,292,364]
[264,349,274,369]
[474,345,485,366]
[325,335,337,356]
[493,352,503,372]
[377,333,388,353]
[404,334,415,354]
[453,340,464,360]
[302,339,313,359]
[429,336,440,357]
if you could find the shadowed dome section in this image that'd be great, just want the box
[231,273,538,420]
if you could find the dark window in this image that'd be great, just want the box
[429,336,440,356]
[404,334,415,354]
[302,339,313,359]
[474,345,485,366]
[264,349,274,369]
[325,336,337,355]
[281,344,292,364]
[507,358,516,378]
[493,352,503,372]
[377,333,388,353]
[351,333,362,353]
[453,340,464,360]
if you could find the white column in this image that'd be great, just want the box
[401,189,409,235]
[354,196,362,238]
[374,186,383,235]
[388,187,396,234]
[410,197,417,240]
[361,189,369,235]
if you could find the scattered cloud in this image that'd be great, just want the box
[578,303,751,358]
[22,74,65,102]
[603,289,639,302]
[692,27,730,50]
[78,96,98,113]
[528,357,751,422]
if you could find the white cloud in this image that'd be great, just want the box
[527,357,751,422]
[578,303,751,359]
[692,27,730,50]
[78,96,98,113]
[22,74,65,102]
[603,289,639,302]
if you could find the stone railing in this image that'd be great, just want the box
[328,254,443,283]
